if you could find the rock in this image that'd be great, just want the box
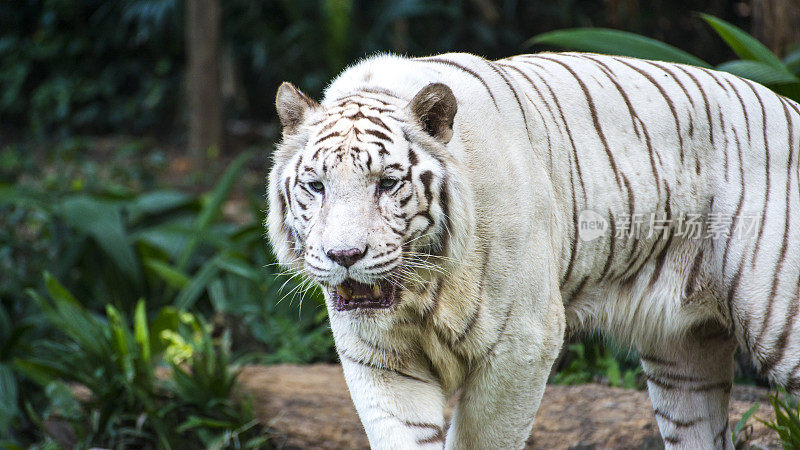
[239,364,781,449]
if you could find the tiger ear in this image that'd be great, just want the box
[276,82,320,135]
[408,83,458,144]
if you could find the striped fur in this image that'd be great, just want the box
[268,52,800,449]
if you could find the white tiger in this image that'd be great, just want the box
[267,51,800,449]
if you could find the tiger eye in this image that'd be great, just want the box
[309,181,324,193]
[378,178,399,192]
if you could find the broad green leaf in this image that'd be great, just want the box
[177,415,237,432]
[700,13,786,71]
[38,276,108,354]
[126,190,194,224]
[732,402,759,443]
[144,257,190,289]
[12,359,64,386]
[134,225,193,259]
[216,255,262,282]
[134,300,151,365]
[60,195,143,285]
[207,279,228,312]
[43,272,80,307]
[716,60,800,86]
[106,305,132,366]
[174,256,222,310]
[526,28,710,68]
[177,152,254,269]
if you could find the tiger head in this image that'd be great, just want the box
[267,80,473,318]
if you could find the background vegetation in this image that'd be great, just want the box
[1,0,798,447]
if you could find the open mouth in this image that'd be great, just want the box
[331,278,397,311]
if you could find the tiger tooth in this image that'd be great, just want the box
[337,286,351,300]
[372,284,381,299]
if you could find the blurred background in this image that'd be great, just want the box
[1,1,799,448]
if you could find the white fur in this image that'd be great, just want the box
[269,52,800,449]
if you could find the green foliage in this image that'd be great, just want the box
[760,391,800,449]
[0,149,334,363]
[2,1,750,138]
[16,274,269,449]
[527,28,711,68]
[550,338,642,389]
[732,402,760,449]
[0,1,182,138]
[0,145,333,445]
[528,14,800,103]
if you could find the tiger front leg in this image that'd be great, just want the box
[340,353,447,449]
[446,300,565,449]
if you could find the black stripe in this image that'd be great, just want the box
[497,62,561,126]
[454,304,481,345]
[487,60,534,146]
[436,177,451,257]
[612,57,686,164]
[426,277,446,318]
[579,54,662,195]
[722,125,745,274]
[340,353,428,384]
[756,98,796,356]
[543,56,624,190]
[726,258,746,346]
[645,61,696,140]
[699,67,731,94]
[363,128,394,143]
[419,170,434,205]
[715,417,730,448]
[485,303,514,358]
[416,428,445,445]
[648,228,674,289]
[562,173,580,288]
[720,107,730,182]
[747,81,771,268]
[419,57,500,110]
[565,275,590,303]
[646,374,731,392]
[599,210,616,281]
[683,249,704,302]
[314,130,342,145]
[515,59,588,201]
[639,353,676,366]
[654,408,702,428]
[360,112,392,132]
[645,61,696,110]
[675,65,715,146]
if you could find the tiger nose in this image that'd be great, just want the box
[326,247,367,268]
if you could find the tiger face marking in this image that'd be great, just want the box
[270,82,457,314]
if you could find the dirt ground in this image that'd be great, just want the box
[239,364,781,449]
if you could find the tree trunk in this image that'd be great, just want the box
[751,0,800,57]
[186,0,223,161]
